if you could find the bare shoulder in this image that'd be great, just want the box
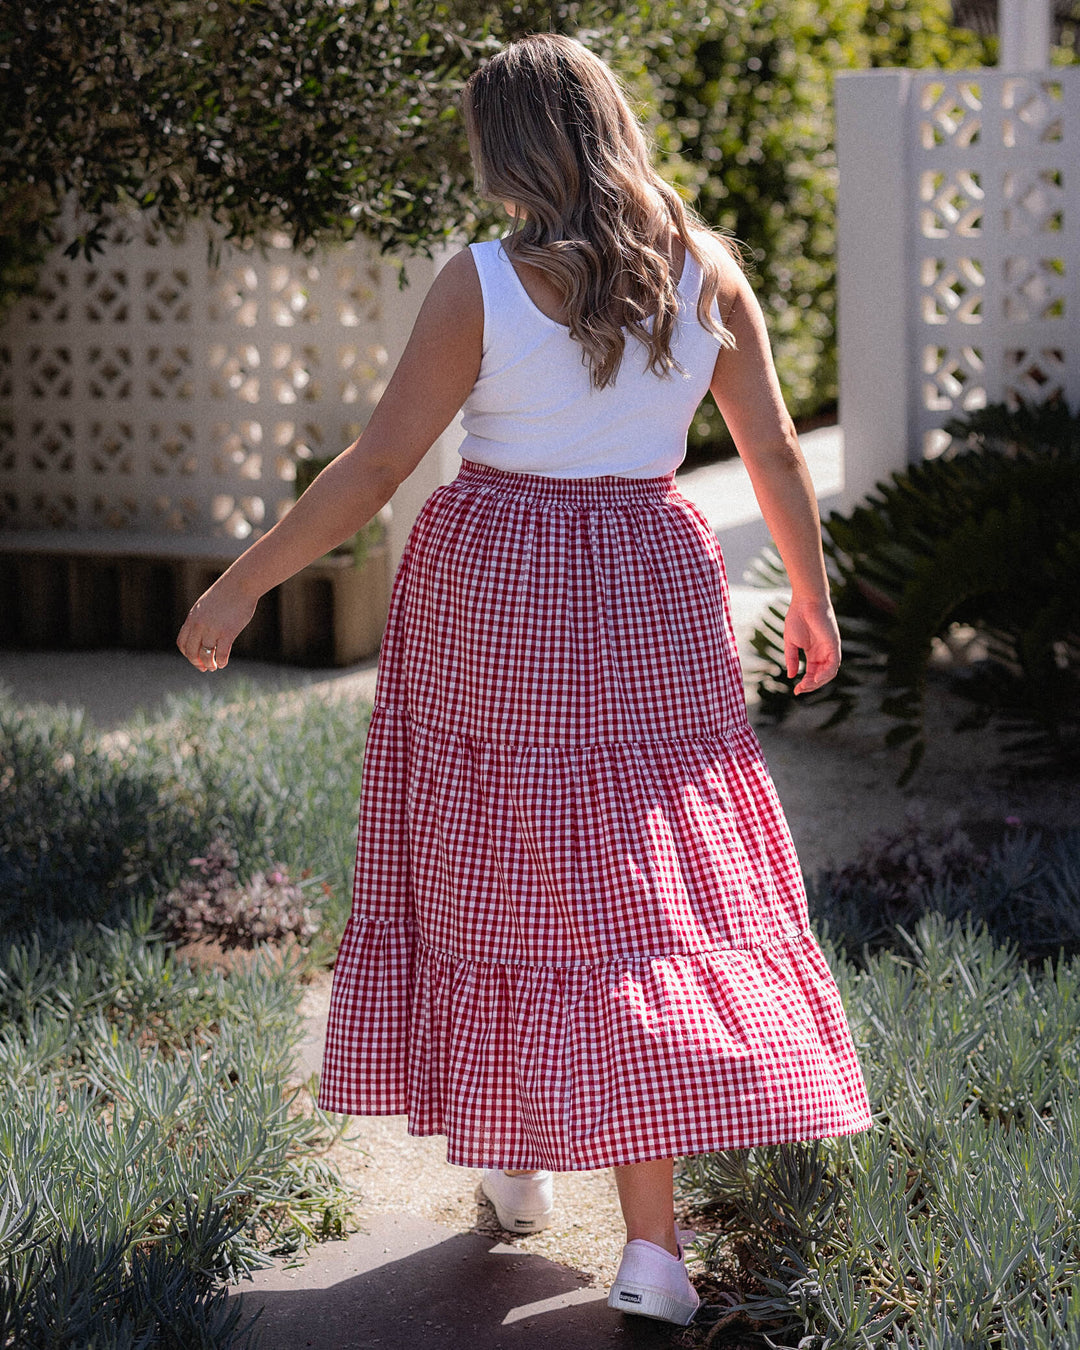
[689,226,746,318]
[433,243,481,291]
[689,225,741,270]
[415,244,483,337]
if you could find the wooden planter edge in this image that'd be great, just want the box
[0,541,391,668]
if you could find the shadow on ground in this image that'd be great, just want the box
[227,1212,680,1349]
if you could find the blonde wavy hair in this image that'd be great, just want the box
[462,33,740,389]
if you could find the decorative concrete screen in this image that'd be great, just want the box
[0,215,454,562]
[835,67,1079,509]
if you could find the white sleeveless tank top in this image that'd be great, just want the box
[458,237,727,479]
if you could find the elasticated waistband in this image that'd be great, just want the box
[454,458,678,505]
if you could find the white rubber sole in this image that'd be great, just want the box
[479,1172,554,1233]
[606,1278,699,1325]
[487,1206,553,1232]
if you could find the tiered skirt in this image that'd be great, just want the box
[316,459,873,1170]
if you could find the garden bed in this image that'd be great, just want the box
[0,684,371,1345]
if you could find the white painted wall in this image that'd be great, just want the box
[0,215,461,575]
[834,70,915,509]
[999,0,1053,70]
[835,66,1080,511]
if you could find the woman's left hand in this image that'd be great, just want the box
[784,594,841,695]
[176,576,258,672]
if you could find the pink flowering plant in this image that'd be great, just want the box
[158,836,322,948]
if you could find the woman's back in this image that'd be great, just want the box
[459,231,728,479]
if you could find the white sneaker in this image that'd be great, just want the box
[607,1227,700,1325]
[480,1168,555,1233]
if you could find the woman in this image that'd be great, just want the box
[178,33,872,1326]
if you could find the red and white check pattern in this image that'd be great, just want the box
[317,461,873,1170]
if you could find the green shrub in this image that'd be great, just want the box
[749,399,1080,782]
[0,900,355,1348]
[0,0,490,286]
[0,682,369,951]
[677,910,1080,1348]
[0,686,373,1343]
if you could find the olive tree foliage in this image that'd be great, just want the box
[0,0,716,314]
[0,0,490,306]
[0,0,1012,430]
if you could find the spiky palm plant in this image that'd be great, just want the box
[750,398,1080,783]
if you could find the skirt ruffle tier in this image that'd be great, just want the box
[317,460,873,1170]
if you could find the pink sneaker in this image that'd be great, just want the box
[607,1227,700,1325]
[480,1168,555,1233]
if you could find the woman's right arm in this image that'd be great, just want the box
[706,244,840,695]
[176,247,483,671]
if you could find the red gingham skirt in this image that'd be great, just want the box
[317,460,873,1170]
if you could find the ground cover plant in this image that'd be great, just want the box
[0,681,368,956]
[0,683,369,1346]
[0,908,353,1347]
[159,837,322,951]
[676,825,1080,1349]
[808,816,1080,966]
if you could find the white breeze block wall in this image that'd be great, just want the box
[0,215,460,571]
[835,66,1079,510]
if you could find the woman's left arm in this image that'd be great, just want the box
[706,249,840,696]
[177,248,483,671]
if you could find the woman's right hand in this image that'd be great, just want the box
[176,574,259,672]
[784,594,841,695]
